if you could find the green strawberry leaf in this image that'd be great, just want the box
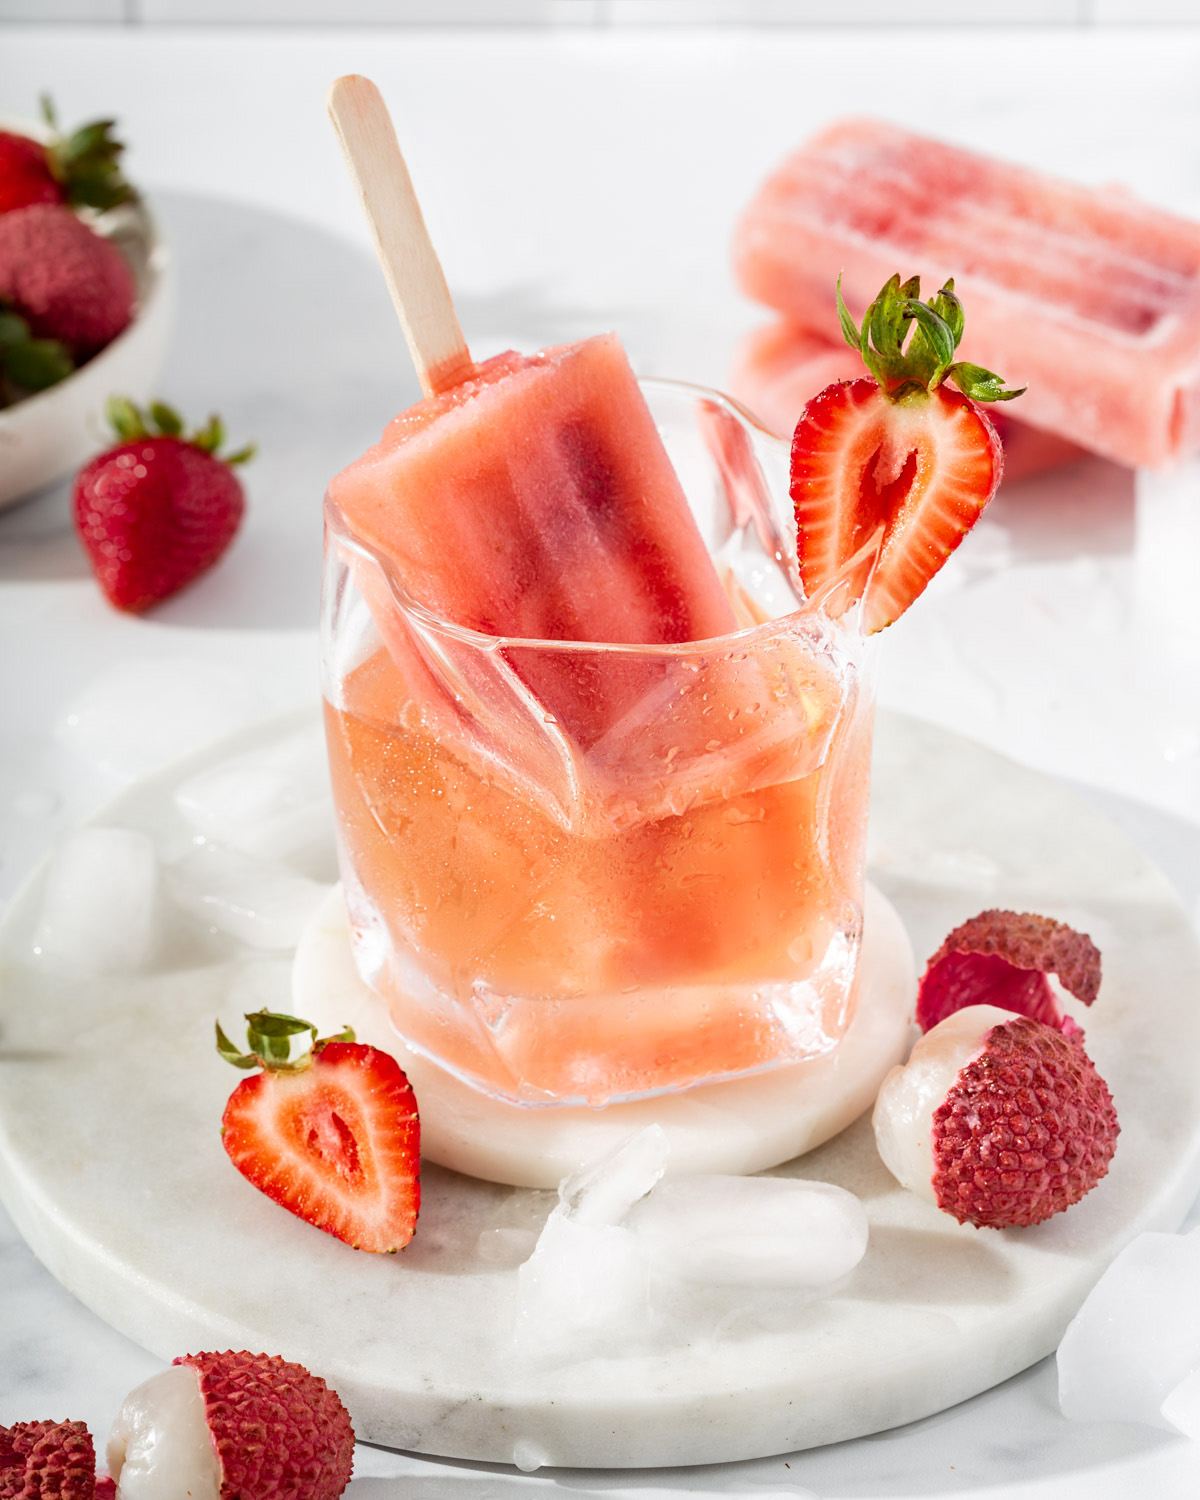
[0,311,32,349]
[833,273,1022,407]
[947,361,1026,403]
[105,395,148,443]
[215,1021,260,1070]
[149,401,183,437]
[4,339,74,392]
[835,274,860,351]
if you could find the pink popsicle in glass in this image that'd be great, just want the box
[326,332,738,744]
[729,319,1086,485]
[734,117,1200,469]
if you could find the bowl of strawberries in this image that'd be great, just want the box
[0,98,172,509]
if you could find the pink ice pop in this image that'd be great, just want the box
[729,319,1086,485]
[327,332,738,743]
[734,117,1200,469]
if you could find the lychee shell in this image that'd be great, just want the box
[0,1419,96,1500]
[174,1351,354,1500]
[932,1015,1118,1229]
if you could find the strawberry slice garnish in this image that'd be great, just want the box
[790,274,1023,632]
[218,1011,420,1253]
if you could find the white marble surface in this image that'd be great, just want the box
[1,21,1200,1498]
[2,710,1199,1473]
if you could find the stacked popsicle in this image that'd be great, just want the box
[733,116,1200,471]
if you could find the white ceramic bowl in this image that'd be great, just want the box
[0,168,174,510]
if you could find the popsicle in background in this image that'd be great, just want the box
[734,117,1200,470]
[729,319,1086,485]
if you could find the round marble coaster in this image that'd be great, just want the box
[2,708,1200,1471]
[293,882,915,1188]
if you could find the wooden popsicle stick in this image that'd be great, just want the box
[327,74,472,398]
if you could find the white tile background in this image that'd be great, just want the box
[3,0,1200,25]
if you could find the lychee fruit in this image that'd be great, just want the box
[0,1418,97,1499]
[0,203,135,357]
[874,1004,1119,1229]
[917,908,1101,1038]
[105,1351,354,1500]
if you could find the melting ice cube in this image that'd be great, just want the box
[516,1127,668,1364]
[32,827,158,976]
[55,659,263,781]
[629,1174,868,1288]
[167,845,330,951]
[559,1124,669,1226]
[1058,1227,1200,1434]
[516,1209,648,1366]
[173,727,334,864]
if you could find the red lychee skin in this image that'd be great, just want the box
[0,1419,96,1500]
[0,133,62,214]
[94,1480,116,1500]
[73,437,246,613]
[0,203,134,355]
[932,1015,1119,1230]
[917,909,1101,1037]
[174,1350,355,1500]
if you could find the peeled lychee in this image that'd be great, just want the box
[917,909,1101,1038]
[0,1418,96,1499]
[874,1005,1119,1229]
[106,1351,354,1500]
[0,203,135,357]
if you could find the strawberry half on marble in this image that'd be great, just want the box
[218,1011,420,1253]
[790,274,1024,631]
[73,398,253,613]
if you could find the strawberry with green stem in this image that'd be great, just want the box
[218,1010,421,1253]
[73,397,254,613]
[0,94,135,216]
[790,273,1024,633]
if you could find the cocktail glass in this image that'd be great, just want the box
[321,381,876,1106]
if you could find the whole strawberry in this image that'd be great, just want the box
[790,274,1024,631]
[74,398,254,613]
[218,1011,420,1253]
[0,203,136,357]
[0,95,134,216]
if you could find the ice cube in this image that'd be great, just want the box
[32,827,158,977]
[1058,1227,1200,1433]
[55,659,264,781]
[167,845,329,951]
[628,1174,868,1288]
[559,1124,670,1226]
[515,1208,648,1366]
[1161,1365,1200,1441]
[173,727,334,864]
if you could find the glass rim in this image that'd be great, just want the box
[324,376,864,660]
